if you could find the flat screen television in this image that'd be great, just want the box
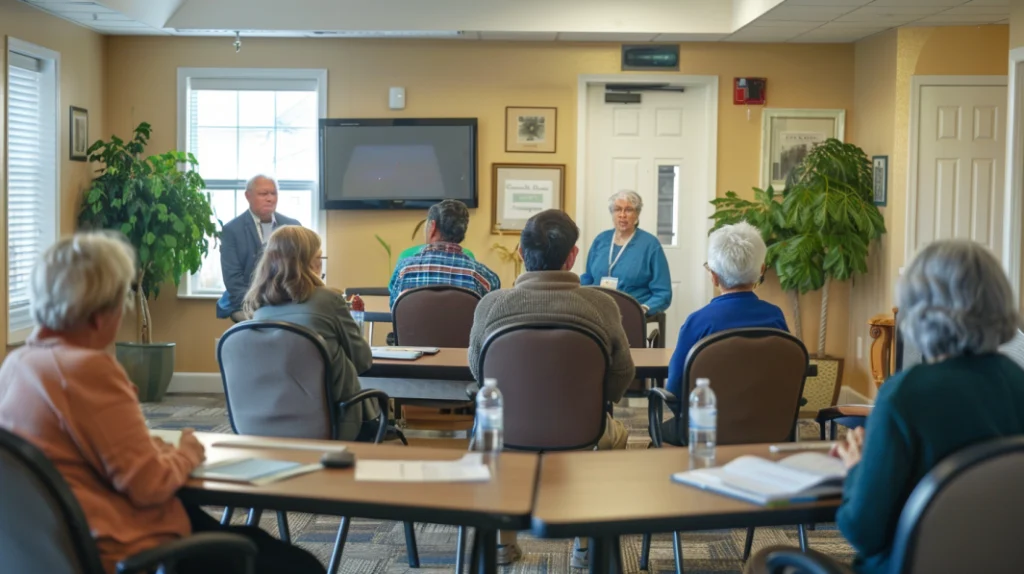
[319,118,477,209]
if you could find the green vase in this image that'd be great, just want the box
[115,342,175,403]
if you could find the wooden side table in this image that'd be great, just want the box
[868,308,897,388]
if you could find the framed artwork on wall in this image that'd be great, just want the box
[491,163,565,235]
[505,106,557,153]
[872,155,888,206]
[760,108,846,189]
[70,106,89,161]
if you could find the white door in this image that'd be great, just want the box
[582,85,710,346]
[910,83,1007,259]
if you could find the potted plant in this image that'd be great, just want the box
[711,139,885,409]
[78,122,219,402]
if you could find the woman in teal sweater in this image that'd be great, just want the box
[835,240,1024,574]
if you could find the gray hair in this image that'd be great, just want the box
[245,174,278,193]
[30,232,136,331]
[897,240,1020,362]
[707,222,766,289]
[427,199,470,244]
[607,190,643,217]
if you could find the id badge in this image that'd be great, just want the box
[600,276,620,290]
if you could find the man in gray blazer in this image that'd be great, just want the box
[216,174,302,321]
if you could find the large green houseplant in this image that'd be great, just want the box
[78,122,219,401]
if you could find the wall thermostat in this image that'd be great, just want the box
[389,87,406,110]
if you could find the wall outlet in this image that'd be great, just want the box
[856,336,864,360]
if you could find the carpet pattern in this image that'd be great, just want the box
[143,395,856,573]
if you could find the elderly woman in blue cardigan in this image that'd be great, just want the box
[580,190,672,315]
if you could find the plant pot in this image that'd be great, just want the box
[115,342,175,403]
[800,356,845,419]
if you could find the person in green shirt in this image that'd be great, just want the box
[833,240,1024,574]
[396,243,475,264]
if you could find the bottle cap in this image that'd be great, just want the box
[696,378,710,387]
[350,294,364,312]
[483,378,498,387]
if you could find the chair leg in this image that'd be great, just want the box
[798,524,809,553]
[819,421,827,440]
[396,428,409,446]
[639,533,651,570]
[220,506,235,525]
[743,527,755,561]
[672,531,684,574]
[404,521,420,568]
[327,517,350,574]
[455,526,469,573]
[830,420,838,441]
[246,508,263,526]
[276,511,291,544]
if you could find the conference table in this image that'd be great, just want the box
[532,444,841,574]
[178,433,539,574]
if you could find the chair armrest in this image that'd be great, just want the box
[815,404,873,424]
[117,533,257,574]
[646,328,660,349]
[647,388,679,448]
[747,546,855,574]
[339,389,391,443]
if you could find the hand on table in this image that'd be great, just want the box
[178,428,206,463]
[832,427,865,470]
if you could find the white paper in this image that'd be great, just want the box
[150,429,182,447]
[355,453,491,483]
[504,179,553,220]
[209,439,349,453]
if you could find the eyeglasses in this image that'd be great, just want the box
[612,206,637,215]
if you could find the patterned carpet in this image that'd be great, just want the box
[143,395,856,573]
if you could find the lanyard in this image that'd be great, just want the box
[607,232,634,275]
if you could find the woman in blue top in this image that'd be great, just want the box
[580,190,672,315]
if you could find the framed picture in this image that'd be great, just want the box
[491,163,565,235]
[69,106,89,161]
[505,106,557,153]
[760,108,846,189]
[872,155,888,206]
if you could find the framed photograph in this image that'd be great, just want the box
[872,155,888,206]
[760,108,846,189]
[505,106,557,153]
[491,163,565,235]
[69,106,89,161]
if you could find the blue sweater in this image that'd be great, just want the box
[580,228,672,315]
[666,291,788,397]
[837,353,1024,574]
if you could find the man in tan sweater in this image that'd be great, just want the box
[468,209,634,566]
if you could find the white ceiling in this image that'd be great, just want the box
[16,0,1011,43]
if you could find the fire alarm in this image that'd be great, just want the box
[734,78,766,105]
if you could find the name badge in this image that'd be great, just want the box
[600,277,619,290]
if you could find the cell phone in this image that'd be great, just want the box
[320,451,356,469]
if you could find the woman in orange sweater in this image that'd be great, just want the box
[0,232,325,574]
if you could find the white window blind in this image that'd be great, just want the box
[6,43,58,342]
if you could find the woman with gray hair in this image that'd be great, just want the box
[0,233,325,574]
[834,240,1024,574]
[580,190,672,315]
[657,221,789,444]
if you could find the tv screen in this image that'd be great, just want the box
[320,118,477,209]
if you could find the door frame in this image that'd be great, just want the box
[574,73,718,307]
[1005,51,1024,303]
[905,74,1008,267]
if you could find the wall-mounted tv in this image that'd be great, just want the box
[319,118,477,210]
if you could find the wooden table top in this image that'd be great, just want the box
[531,444,841,538]
[365,347,673,380]
[179,433,538,530]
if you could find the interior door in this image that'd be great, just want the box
[911,83,1007,259]
[583,85,709,346]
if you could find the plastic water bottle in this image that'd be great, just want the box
[349,294,365,334]
[688,378,717,461]
[474,378,504,454]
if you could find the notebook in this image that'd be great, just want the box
[371,349,423,360]
[382,346,441,355]
[149,429,182,447]
[191,457,322,485]
[671,452,846,506]
[355,453,491,483]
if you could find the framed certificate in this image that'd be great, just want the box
[491,163,566,235]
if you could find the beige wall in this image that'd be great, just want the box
[0,0,106,353]
[104,36,857,373]
[844,25,1009,395]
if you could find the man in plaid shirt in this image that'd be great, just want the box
[388,199,500,308]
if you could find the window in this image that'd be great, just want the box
[177,68,327,297]
[656,164,679,246]
[6,39,59,343]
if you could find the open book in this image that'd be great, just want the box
[191,458,322,485]
[671,452,846,506]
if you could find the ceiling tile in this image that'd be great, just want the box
[653,33,730,41]
[748,20,825,28]
[835,6,942,20]
[478,32,558,41]
[824,20,903,28]
[964,0,1009,5]
[725,27,811,42]
[794,27,887,41]
[915,13,1008,23]
[939,6,1010,15]
[556,32,659,42]
[868,0,964,6]
[783,0,872,5]
[760,5,858,20]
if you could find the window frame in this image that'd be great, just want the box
[6,38,61,344]
[175,67,328,299]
